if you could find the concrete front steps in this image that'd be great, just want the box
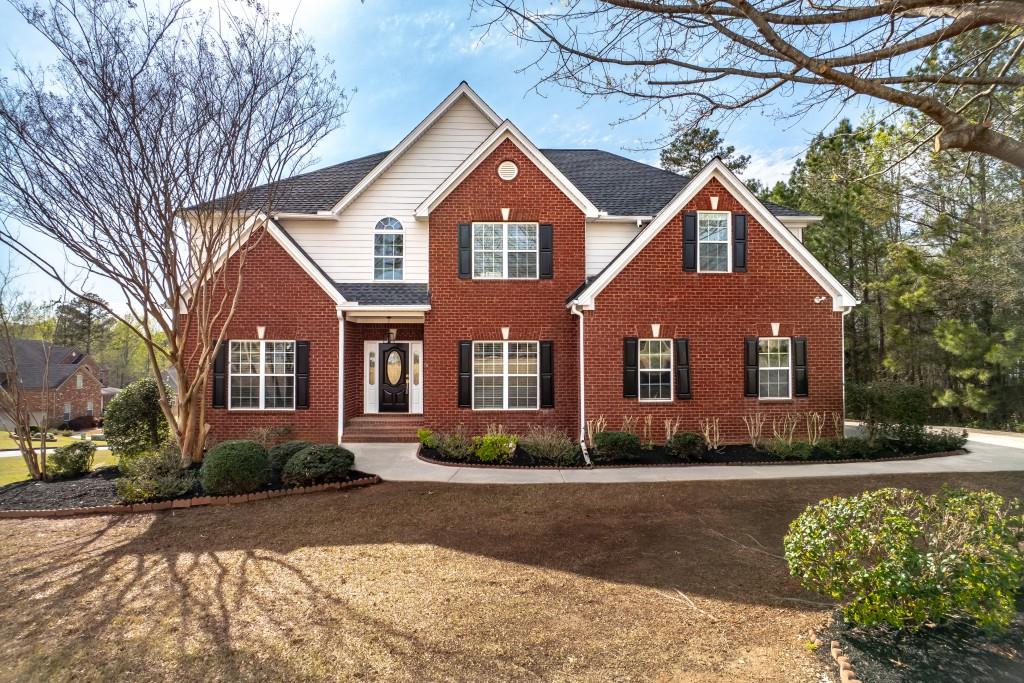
[343,414,423,443]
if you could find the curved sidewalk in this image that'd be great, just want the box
[348,434,1024,484]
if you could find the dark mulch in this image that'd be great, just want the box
[420,444,964,469]
[0,467,375,511]
[818,600,1024,683]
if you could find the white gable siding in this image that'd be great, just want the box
[283,96,497,282]
[585,221,642,276]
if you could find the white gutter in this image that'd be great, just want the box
[571,304,593,466]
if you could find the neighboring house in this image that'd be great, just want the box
[186,83,857,446]
[0,339,105,429]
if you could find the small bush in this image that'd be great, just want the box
[104,377,169,457]
[281,444,354,487]
[784,487,1024,632]
[817,437,877,460]
[416,427,439,449]
[59,429,73,437]
[593,431,641,462]
[200,440,269,496]
[268,440,314,478]
[116,445,196,503]
[667,431,705,462]
[767,438,813,461]
[884,425,968,454]
[519,425,580,466]
[473,433,517,464]
[846,381,930,443]
[47,441,96,478]
[436,430,474,461]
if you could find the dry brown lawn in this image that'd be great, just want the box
[1,472,1023,683]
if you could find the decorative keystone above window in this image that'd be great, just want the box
[497,160,518,181]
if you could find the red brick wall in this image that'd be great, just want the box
[185,228,340,445]
[584,177,844,443]
[343,322,423,421]
[424,139,584,434]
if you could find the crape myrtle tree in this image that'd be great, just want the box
[476,0,1024,169]
[0,0,347,463]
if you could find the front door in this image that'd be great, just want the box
[378,343,409,412]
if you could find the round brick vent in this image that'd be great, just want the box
[497,160,518,181]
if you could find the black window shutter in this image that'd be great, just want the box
[674,338,692,399]
[733,213,748,272]
[540,341,554,407]
[623,337,639,398]
[212,340,228,408]
[744,337,759,397]
[683,212,698,271]
[458,223,472,279]
[295,341,310,409]
[539,224,554,279]
[793,336,808,397]
[458,341,472,407]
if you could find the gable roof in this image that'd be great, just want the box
[569,158,858,312]
[1,339,93,389]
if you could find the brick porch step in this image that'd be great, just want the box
[343,415,423,443]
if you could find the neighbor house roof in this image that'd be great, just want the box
[333,283,431,306]
[232,148,812,219]
[1,339,92,389]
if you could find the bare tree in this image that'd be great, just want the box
[477,1,1024,168]
[0,0,346,462]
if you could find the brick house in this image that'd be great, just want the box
[190,83,857,446]
[0,339,105,429]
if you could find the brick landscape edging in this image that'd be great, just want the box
[827,638,862,683]
[0,474,382,519]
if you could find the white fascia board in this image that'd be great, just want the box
[589,215,653,223]
[415,121,602,219]
[329,82,502,215]
[336,304,431,311]
[273,212,338,221]
[779,214,823,225]
[570,158,858,312]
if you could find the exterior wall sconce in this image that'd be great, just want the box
[814,296,827,304]
[256,326,266,340]
[501,326,510,340]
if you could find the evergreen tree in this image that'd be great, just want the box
[52,294,112,353]
[660,127,750,176]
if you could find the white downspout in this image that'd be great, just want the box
[337,306,345,444]
[571,304,592,466]
[841,306,851,437]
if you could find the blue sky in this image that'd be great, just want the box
[0,0,867,306]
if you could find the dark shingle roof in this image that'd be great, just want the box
[334,283,430,306]
[2,339,89,389]
[235,151,390,213]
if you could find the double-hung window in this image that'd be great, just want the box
[697,211,730,272]
[472,222,538,279]
[229,340,295,410]
[374,217,403,280]
[638,339,673,401]
[472,341,539,409]
[758,338,791,399]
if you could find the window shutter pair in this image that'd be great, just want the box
[457,223,554,279]
[211,340,310,409]
[622,337,692,399]
[457,341,554,408]
[743,336,808,397]
[682,212,748,272]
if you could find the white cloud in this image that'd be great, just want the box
[744,146,803,185]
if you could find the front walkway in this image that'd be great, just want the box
[347,432,1024,484]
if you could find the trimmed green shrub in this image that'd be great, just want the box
[200,440,269,495]
[104,377,169,457]
[593,431,641,462]
[281,444,354,487]
[846,381,930,443]
[416,427,439,449]
[767,438,813,461]
[268,440,314,477]
[817,437,877,460]
[473,433,517,464]
[667,431,705,462]
[436,430,474,461]
[47,441,96,478]
[519,425,580,466]
[116,445,196,503]
[784,487,1024,632]
[884,425,968,454]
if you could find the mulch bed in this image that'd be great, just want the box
[0,467,376,511]
[419,444,966,469]
[817,601,1024,683]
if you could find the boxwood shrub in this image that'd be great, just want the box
[281,444,354,487]
[116,445,196,503]
[200,440,269,496]
[666,431,705,462]
[593,431,641,462]
[268,440,314,478]
[47,441,96,478]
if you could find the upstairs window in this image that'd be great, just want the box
[697,211,730,272]
[374,217,403,280]
[472,222,538,279]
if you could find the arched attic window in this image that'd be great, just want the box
[374,217,403,280]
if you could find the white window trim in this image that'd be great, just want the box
[86,401,94,417]
[228,339,297,412]
[758,337,793,401]
[471,340,540,411]
[471,221,540,280]
[638,338,674,403]
[373,217,404,281]
[696,210,732,273]
[76,374,83,389]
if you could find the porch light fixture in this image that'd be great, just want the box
[501,326,510,340]
[651,323,660,337]
[710,196,719,210]
[256,325,266,340]
[388,328,397,343]
[771,322,780,336]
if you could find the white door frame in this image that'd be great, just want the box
[363,340,423,414]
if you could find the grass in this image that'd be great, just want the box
[0,471,1021,682]
[0,433,79,451]
[0,452,118,486]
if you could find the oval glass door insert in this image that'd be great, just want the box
[386,349,402,384]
